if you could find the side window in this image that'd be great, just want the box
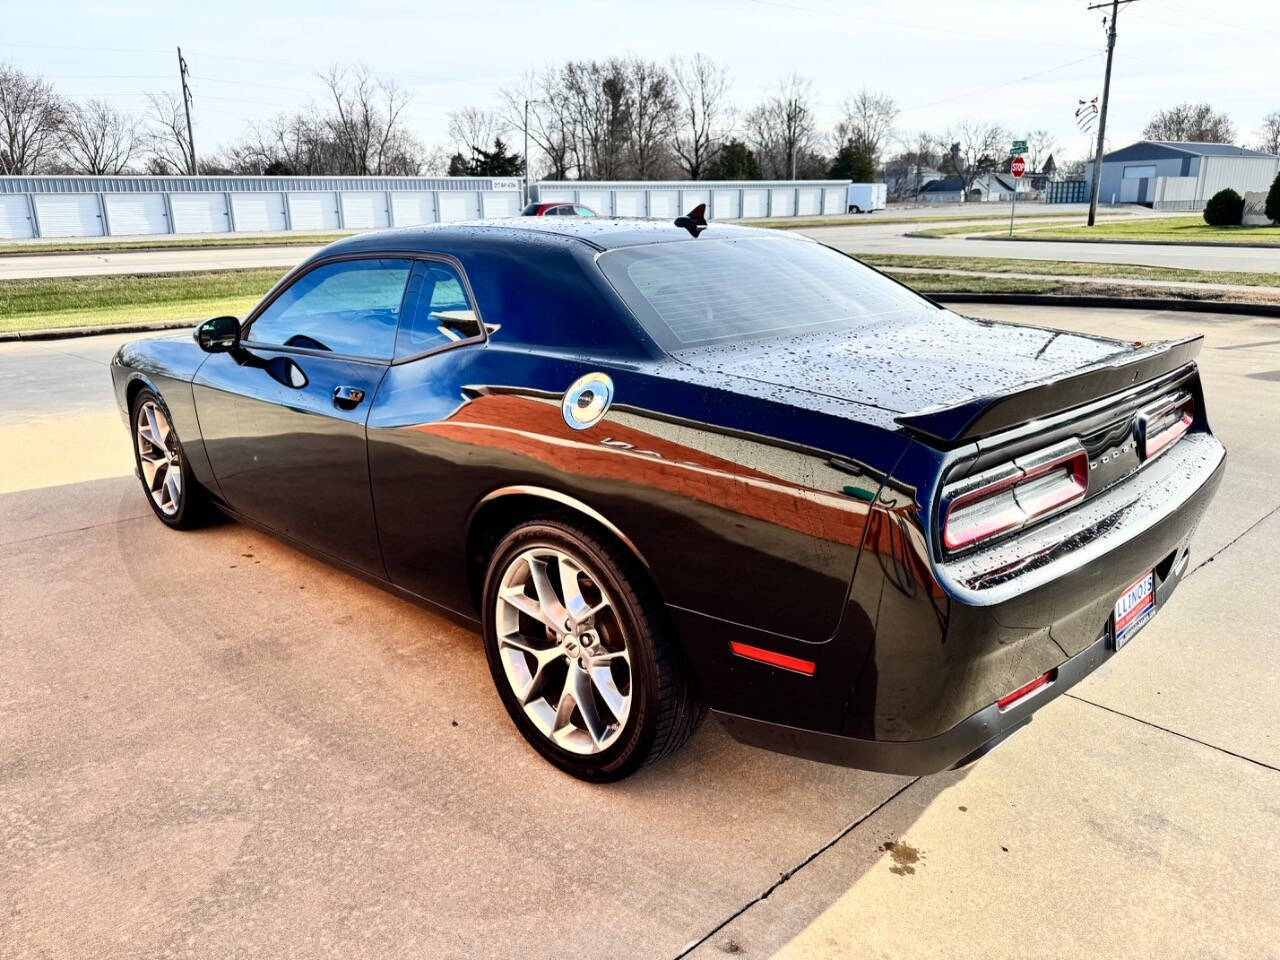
[249,258,411,360]
[393,260,482,360]
[574,206,596,217]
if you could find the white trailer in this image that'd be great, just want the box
[846,183,887,213]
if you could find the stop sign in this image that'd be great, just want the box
[1011,155,1026,178]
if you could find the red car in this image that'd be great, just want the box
[522,201,598,217]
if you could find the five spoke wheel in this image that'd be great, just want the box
[135,399,183,516]
[494,547,632,755]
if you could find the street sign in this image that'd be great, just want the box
[1011,139,1028,153]
[1011,155,1026,179]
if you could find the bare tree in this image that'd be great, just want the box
[1025,129,1057,172]
[834,88,897,172]
[142,90,196,174]
[624,57,676,178]
[745,75,817,179]
[319,63,421,175]
[1256,111,1280,155]
[670,54,733,179]
[447,106,507,160]
[1142,102,1235,143]
[561,59,633,179]
[0,61,65,174]
[943,120,1008,193]
[883,132,942,199]
[501,69,572,180]
[58,98,138,175]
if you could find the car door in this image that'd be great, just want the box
[193,256,413,575]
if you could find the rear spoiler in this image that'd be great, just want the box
[894,335,1203,445]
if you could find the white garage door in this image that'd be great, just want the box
[104,194,168,236]
[0,195,35,239]
[340,192,390,229]
[768,189,795,217]
[170,193,230,234]
[741,189,767,217]
[613,192,643,217]
[712,190,740,219]
[288,192,340,231]
[679,190,710,217]
[231,193,287,232]
[35,194,104,237]
[796,188,821,216]
[438,192,479,221]
[391,192,436,227]
[482,192,519,218]
[648,192,678,218]
[575,191,609,215]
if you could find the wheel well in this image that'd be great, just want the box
[464,493,651,616]
[125,377,150,414]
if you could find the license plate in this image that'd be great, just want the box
[1113,570,1156,650]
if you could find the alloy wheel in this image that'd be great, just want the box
[135,400,183,516]
[494,547,632,755]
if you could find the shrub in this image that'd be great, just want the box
[1203,187,1244,226]
[1266,172,1280,224]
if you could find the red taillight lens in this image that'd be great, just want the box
[996,670,1053,710]
[942,441,1088,552]
[1138,392,1194,460]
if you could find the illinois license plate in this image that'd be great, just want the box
[1113,570,1156,650]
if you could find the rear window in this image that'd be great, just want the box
[596,236,934,351]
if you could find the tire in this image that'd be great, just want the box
[130,387,209,529]
[481,517,705,781]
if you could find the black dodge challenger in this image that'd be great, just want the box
[111,216,1225,781]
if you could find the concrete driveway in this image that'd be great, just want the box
[1,306,1277,958]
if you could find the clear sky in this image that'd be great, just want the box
[4,0,1277,166]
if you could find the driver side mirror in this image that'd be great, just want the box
[195,315,241,353]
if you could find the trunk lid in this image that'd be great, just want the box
[674,309,1201,444]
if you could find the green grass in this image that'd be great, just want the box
[1014,215,1280,245]
[0,233,348,256]
[886,273,1062,294]
[0,268,278,334]
[859,254,1280,288]
[883,270,1280,303]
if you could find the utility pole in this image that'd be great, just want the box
[177,46,196,175]
[1086,0,1139,226]
[522,99,545,208]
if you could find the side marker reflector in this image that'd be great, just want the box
[729,641,816,676]
[996,670,1054,711]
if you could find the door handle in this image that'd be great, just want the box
[333,385,366,410]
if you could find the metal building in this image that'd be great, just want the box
[530,180,851,219]
[1085,141,1280,210]
[0,175,524,240]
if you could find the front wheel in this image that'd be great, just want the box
[130,388,209,529]
[481,518,704,781]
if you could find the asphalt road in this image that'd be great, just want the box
[2,306,1278,958]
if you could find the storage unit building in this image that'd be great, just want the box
[0,175,524,241]
[530,180,852,220]
[1085,141,1280,209]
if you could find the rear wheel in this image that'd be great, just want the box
[130,388,208,529]
[481,518,704,781]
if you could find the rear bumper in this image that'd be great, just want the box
[713,445,1219,775]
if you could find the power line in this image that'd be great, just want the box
[898,54,1100,114]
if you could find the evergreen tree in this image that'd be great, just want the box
[705,139,761,179]
[828,139,874,181]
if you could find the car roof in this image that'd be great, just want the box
[319,216,787,253]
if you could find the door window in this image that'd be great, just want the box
[393,260,482,360]
[249,258,412,360]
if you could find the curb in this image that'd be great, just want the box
[932,292,1280,317]
[0,319,194,343]
[972,234,1280,250]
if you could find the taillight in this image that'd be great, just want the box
[942,439,1088,552]
[1137,391,1193,460]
